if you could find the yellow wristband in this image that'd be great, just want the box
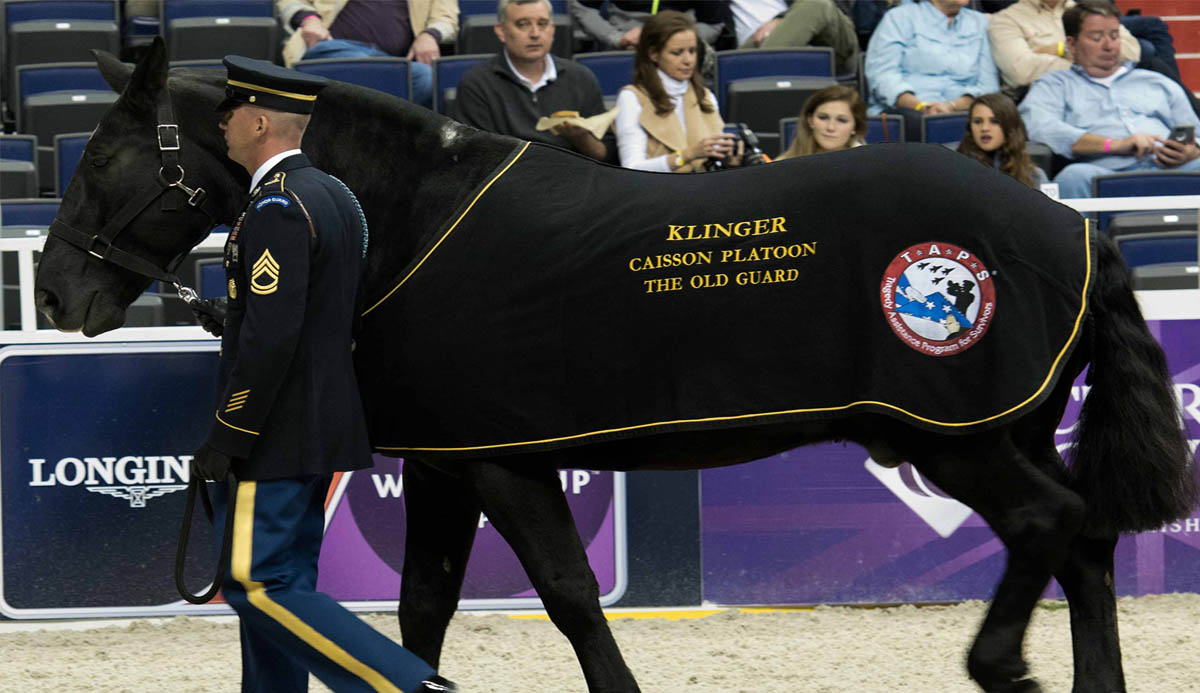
[674,150,686,168]
[1057,41,1064,57]
[915,101,928,112]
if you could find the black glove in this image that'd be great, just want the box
[191,444,234,481]
[190,297,227,337]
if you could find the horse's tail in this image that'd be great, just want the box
[1070,232,1197,536]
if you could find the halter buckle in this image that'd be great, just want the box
[157,124,181,151]
[86,234,110,260]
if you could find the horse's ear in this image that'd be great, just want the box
[94,49,132,93]
[124,37,169,102]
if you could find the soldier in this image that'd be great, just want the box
[189,56,455,693]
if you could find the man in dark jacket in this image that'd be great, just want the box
[191,55,455,693]
[453,0,613,161]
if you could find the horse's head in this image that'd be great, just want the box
[34,38,244,336]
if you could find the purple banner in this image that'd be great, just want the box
[316,456,626,608]
[701,319,1200,605]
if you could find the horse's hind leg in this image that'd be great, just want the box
[464,460,640,693]
[1055,533,1123,692]
[911,436,1085,693]
[398,461,482,668]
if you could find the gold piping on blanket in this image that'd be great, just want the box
[375,223,1094,453]
[362,142,531,316]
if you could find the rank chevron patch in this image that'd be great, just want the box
[251,249,280,295]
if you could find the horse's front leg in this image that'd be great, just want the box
[1054,533,1124,693]
[398,460,482,668]
[465,460,640,693]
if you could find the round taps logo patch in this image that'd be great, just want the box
[880,241,996,357]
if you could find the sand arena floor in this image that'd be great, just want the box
[2,593,1199,692]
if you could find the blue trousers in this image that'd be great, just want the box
[211,477,435,692]
[301,39,434,108]
[1054,157,1200,199]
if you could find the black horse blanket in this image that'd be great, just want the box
[356,143,1092,458]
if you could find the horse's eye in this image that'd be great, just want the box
[91,155,108,167]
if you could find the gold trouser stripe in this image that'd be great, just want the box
[378,227,1095,453]
[227,79,317,101]
[362,142,530,316]
[231,482,403,693]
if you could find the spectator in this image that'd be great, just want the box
[614,10,744,171]
[777,84,866,159]
[733,0,859,76]
[957,93,1048,187]
[569,0,732,51]
[1020,0,1200,198]
[453,0,612,161]
[276,0,459,108]
[988,0,1139,98]
[864,0,999,141]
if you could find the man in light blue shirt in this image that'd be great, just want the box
[1020,0,1200,198]
[865,0,999,141]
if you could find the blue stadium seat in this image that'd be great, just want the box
[1116,232,1198,268]
[865,114,904,144]
[2,0,115,23]
[2,1,118,106]
[715,48,835,119]
[0,133,36,162]
[160,0,277,62]
[0,197,59,226]
[169,58,225,71]
[920,113,968,146]
[14,62,116,149]
[0,133,38,198]
[295,57,412,101]
[574,51,634,107]
[434,54,490,115]
[779,114,904,152]
[195,253,227,299]
[53,131,89,197]
[1092,170,1200,231]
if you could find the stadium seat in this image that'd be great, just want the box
[433,54,490,115]
[456,0,571,57]
[1131,262,1199,290]
[195,254,226,299]
[14,62,116,165]
[1,0,118,106]
[0,197,58,226]
[169,58,225,71]
[920,112,968,146]
[1092,170,1200,231]
[159,0,278,62]
[0,133,38,197]
[864,114,904,144]
[295,57,412,101]
[1116,231,1198,268]
[53,131,89,196]
[714,48,835,119]
[574,51,634,109]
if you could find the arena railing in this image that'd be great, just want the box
[0,195,1197,342]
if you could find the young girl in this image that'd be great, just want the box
[957,93,1049,188]
[777,85,866,159]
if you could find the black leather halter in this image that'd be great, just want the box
[48,87,224,299]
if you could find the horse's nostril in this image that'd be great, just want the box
[34,289,58,314]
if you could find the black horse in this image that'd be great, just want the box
[34,41,1196,693]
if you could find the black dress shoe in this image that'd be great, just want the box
[416,675,457,692]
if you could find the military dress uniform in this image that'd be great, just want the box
[203,56,445,693]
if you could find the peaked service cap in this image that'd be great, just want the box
[216,55,328,114]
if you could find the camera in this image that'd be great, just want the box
[703,122,768,171]
[1169,124,1195,145]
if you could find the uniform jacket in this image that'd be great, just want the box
[988,0,1139,90]
[276,0,459,67]
[207,153,373,480]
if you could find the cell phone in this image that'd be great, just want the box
[1168,124,1195,145]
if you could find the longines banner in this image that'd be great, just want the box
[701,318,1200,605]
[0,343,625,619]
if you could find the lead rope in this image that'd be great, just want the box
[174,474,237,604]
